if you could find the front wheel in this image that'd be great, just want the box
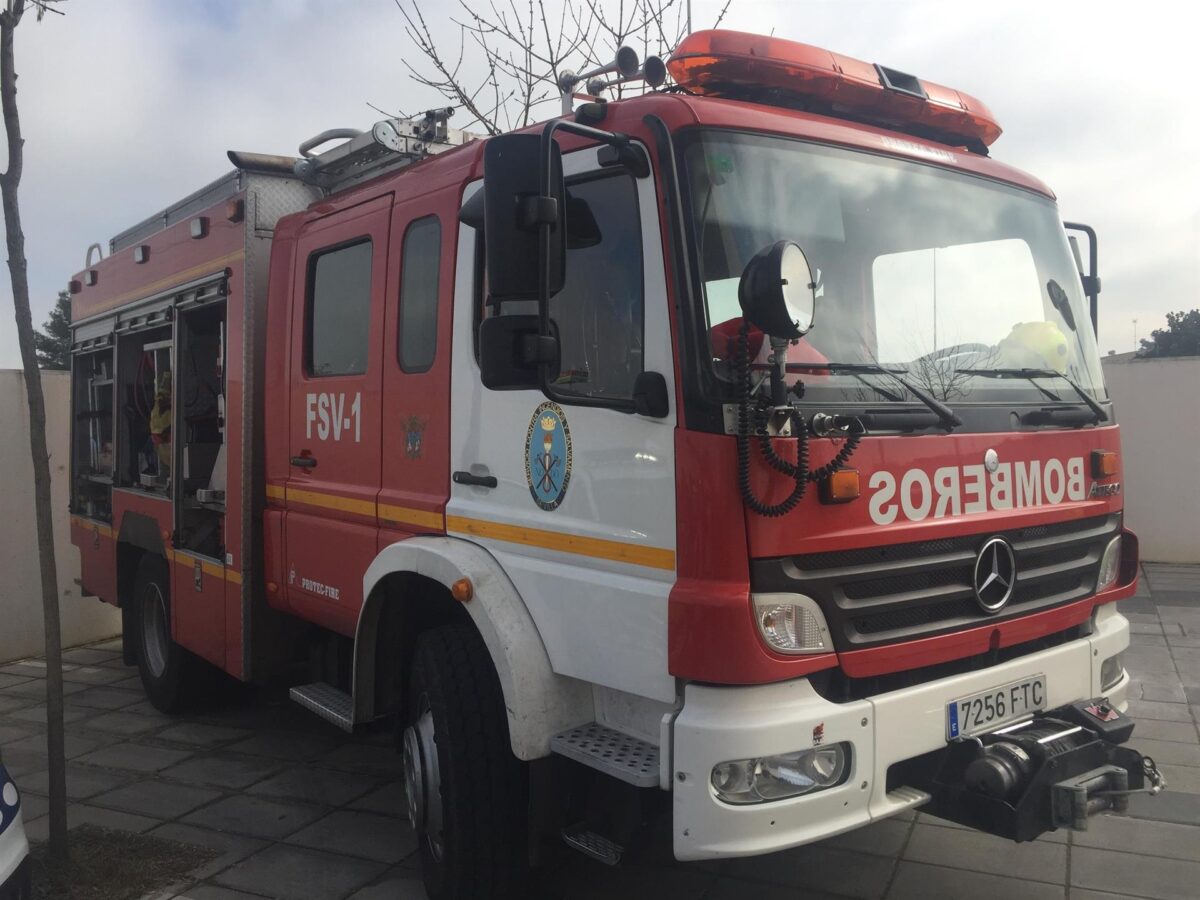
[403,622,529,900]
[133,555,200,713]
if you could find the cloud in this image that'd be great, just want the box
[2,0,1195,366]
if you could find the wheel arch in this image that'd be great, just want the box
[356,535,592,760]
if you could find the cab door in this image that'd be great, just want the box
[447,149,678,702]
[283,195,391,634]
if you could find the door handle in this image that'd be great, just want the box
[453,471,497,489]
[290,455,318,469]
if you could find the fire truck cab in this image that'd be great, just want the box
[68,29,1159,899]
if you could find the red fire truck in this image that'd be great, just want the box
[68,28,1160,898]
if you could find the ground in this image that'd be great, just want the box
[0,563,1198,900]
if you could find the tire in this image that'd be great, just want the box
[132,554,199,713]
[403,622,529,900]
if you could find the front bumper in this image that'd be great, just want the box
[671,603,1130,860]
[0,764,30,900]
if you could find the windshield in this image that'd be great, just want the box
[684,132,1107,409]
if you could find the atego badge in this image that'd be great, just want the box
[526,401,572,511]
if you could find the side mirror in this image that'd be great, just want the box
[1063,222,1100,336]
[483,134,566,302]
[478,314,559,390]
[738,240,816,341]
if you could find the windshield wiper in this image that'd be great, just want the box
[795,362,962,431]
[960,367,1108,423]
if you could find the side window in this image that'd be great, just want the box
[476,172,644,403]
[398,216,441,373]
[307,240,372,376]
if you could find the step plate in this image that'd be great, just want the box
[289,682,354,732]
[562,824,623,866]
[550,722,659,787]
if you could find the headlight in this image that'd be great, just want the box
[711,743,850,804]
[1101,651,1125,690]
[753,593,830,654]
[1097,535,1122,593]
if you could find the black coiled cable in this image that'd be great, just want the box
[734,322,863,517]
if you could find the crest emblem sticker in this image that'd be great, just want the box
[526,401,572,511]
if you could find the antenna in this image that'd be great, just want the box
[558,46,640,115]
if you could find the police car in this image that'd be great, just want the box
[0,748,30,900]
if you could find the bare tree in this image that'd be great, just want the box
[1,0,69,862]
[393,0,729,134]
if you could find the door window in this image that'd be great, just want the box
[307,240,373,377]
[398,216,441,373]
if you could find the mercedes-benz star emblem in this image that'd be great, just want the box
[984,448,1000,473]
[973,537,1016,614]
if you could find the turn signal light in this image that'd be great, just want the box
[821,469,860,504]
[1092,450,1118,479]
[451,578,474,603]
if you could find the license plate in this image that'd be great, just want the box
[947,675,1047,739]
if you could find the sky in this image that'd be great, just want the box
[0,0,1196,366]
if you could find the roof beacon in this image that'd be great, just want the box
[668,29,1002,153]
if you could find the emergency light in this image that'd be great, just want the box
[668,30,1002,152]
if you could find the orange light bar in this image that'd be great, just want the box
[821,469,860,504]
[668,30,1002,150]
[1092,450,1119,479]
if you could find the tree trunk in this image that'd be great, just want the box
[1,0,69,862]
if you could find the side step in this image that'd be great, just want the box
[550,722,659,787]
[561,824,623,866]
[289,682,354,732]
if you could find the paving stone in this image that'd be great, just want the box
[0,694,36,714]
[1130,622,1166,635]
[1132,717,1199,743]
[1071,890,1165,900]
[0,673,34,690]
[0,749,46,777]
[92,779,222,819]
[61,647,121,666]
[904,821,1066,883]
[1126,789,1200,826]
[700,878,841,900]
[18,791,48,821]
[889,861,1064,900]
[347,780,406,817]
[285,809,417,864]
[1187,686,1200,704]
[1,678,87,698]
[1071,846,1200,900]
[1072,812,1200,861]
[0,660,61,678]
[78,709,168,736]
[1131,633,1168,647]
[544,861,716,900]
[914,811,1067,843]
[248,766,379,808]
[19,764,133,800]
[0,722,38,744]
[1167,634,1200,649]
[1127,737,1200,767]
[720,845,895,898]
[171,886,273,900]
[160,753,282,790]
[182,794,325,840]
[1125,648,1178,676]
[1152,591,1200,608]
[1138,680,1189,703]
[1158,764,1200,794]
[319,742,402,777]
[149,822,269,881]
[23,802,161,841]
[345,870,429,900]
[817,816,910,857]
[215,844,387,900]
[61,665,131,685]
[1128,699,1195,722]
[7,704,93,726]
[65,686,143,710]
[76,741,193,773]
[224,731,342,763]
[155,723,253,749]
[4,731,105,761]
[89,638,125,653]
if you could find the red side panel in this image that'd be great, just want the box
[71,517,117,603]
[171,553,227,668]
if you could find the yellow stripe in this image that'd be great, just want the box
[227,569,243,585]
[265,484,286,500]
[379,503,445,531]
[72,516,114,538]
[446,515,676,571]
[286,485,376,517]
[173,552,244,585]
[83,249,245,316]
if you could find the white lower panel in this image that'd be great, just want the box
[671,607,1131,861]
[0,808,28,887]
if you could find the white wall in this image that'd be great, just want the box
[0,369,121,663]
[1102,354,1200,564]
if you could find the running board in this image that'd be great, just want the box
[550,722,659,787]
[289,682,354,732]
[562,824,623,865]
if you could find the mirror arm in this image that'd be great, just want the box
[1064,221,1100,336]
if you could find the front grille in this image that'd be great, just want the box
[752,513,1120,650]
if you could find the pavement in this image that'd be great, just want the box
[0,563,1197,900]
